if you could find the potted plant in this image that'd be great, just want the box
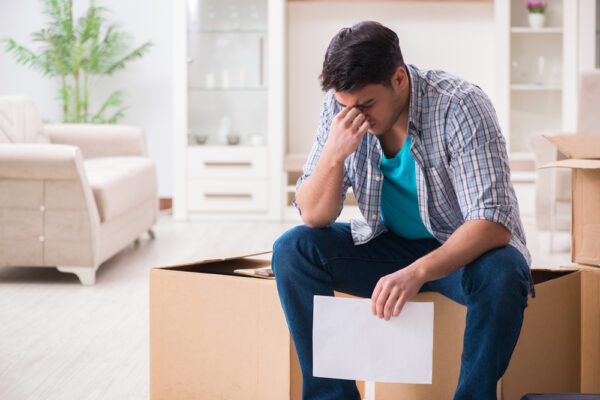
[2,0,152,123]
[527,1,547,29]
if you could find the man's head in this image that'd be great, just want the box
[320,21,405,93]
[321,22,409,136]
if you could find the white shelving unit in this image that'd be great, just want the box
[172,0,285,220]
[494,0,597,219]
[495,0,579,159]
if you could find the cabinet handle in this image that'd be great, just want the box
[203,161,252,167]
[204,193,253,199]
[259,36,264,86]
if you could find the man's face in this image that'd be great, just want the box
[333,81,405,136]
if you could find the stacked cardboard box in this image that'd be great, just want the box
[541,135,600,265]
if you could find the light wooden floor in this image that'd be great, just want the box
[0,212,570,400]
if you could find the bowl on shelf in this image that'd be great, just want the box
[193,135,209,145]
[226,134,240,145]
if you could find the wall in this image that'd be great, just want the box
[0,0,498,196]
[287,1,497,155]
[0,0,174,197]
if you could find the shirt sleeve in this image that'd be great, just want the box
[446,88,518,234]
[293,90,352,224]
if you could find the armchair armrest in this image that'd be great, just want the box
[44,123,147,159]
[0,143,87,180]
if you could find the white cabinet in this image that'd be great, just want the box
[172,0,284,220]
[186,147,268,212]
[495,0,580,158]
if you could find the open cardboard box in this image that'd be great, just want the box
[149,252,303,400]
[150,254,600,400]
[541,134,600,266]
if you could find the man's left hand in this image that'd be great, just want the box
[371,265,424,320]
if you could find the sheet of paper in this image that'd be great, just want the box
[313,295,433,384]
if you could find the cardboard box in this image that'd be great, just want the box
[500,267,600,398]
[150,254,599,400]
[541,135,600,266]
[375,268,600,400]
[150,253,368,399]
[149,253,303,400]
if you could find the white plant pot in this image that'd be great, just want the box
[528,13,545,29]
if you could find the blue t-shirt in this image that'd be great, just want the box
[380,136,435,240]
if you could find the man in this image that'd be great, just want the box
[272,21,532,400]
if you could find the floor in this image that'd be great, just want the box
[0,212,571,400]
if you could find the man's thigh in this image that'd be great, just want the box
[421,244,530,307]
[304,223,441,299]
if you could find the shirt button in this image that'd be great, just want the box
[372,214,377,220]
[375,176,381,182]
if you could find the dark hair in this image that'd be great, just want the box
[320,21,404,92]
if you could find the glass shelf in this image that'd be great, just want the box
[187,143,267,149]
[188,28,268,34]
[510,84,562,91]
[510,27,563,33]
[188,86,268,91]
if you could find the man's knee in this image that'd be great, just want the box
[463,245,530,300]
[272,225,320,277]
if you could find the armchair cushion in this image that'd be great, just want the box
[45,123,147,159]
[84,156,157,222]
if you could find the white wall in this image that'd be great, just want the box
[287,1,497,155]
[0,0,174,197]
[0,0,498,195]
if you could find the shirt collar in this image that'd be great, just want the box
[405,64,422,138]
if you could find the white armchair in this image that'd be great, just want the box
[531,70,600,251]
[0,95,158,284]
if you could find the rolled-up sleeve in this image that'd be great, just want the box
[293,90,351,223]
[447,89,517,234]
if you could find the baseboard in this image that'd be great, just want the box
[159,198,172,211]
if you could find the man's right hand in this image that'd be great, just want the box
[296,104,369,227]
[323,106,370,164]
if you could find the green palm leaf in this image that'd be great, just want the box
[2,0,152,124]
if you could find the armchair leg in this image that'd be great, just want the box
[57,266,97,285]
[148,229,155,240]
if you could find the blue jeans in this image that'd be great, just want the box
[272,223,530,400]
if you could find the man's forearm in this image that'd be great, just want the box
[412,219,512,283]
[371,219,512,319]
[296,148,345,228]
[297,102,370,228]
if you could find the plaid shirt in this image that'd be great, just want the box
[295,64,532,272]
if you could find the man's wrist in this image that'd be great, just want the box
[321,143,346,168]
[408,260,429,285]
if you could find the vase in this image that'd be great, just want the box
[528,13,545,29]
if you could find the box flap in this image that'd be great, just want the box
[233,266,274,280]
[152,251,272,270]
[540,159,600,170]
[529,267,578,285]
[543,135,600,159]
[560,263,600,272]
